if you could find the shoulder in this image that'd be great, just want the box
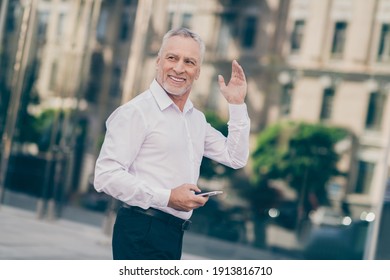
[106,90,152,125]
[123,90,153,110]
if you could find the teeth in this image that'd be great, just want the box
[170,76,185,82]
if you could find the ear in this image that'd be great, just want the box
[195,67,201,80]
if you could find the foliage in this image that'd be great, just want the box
[251,121,349,211]
[18,109,63,152]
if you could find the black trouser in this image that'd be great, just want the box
[112,206,185,260]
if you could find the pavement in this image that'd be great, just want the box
[0,205,112,260]
[0,191,301,260]
[0,205,214,260]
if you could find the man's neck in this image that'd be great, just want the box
[166,91,190,112]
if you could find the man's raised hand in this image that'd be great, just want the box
[218,60,247,104]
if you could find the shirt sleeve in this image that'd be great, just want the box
[204,103,250,169]
[93,104,171,209]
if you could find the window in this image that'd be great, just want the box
[320,88,335,121]
[291,20,305,53]
[241,16,257,48]
[96,9,108,42]
[56,13,66,43]
[167,12,192,30]
[109,66,122,97]
[365,91,386,131]
[331,21,347,57]
[119,12,130,41]
[85,53,104,103]
[168,12,174,30]
[6,2,17,33]
[37,11,49,44]
[217,13,257,53]
[355,161,375,194]
[378,24,390,62]
[280,84,293,116]
[182,13,192,29]
[216,13,237,55]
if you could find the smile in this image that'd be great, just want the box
[169,75,186,83]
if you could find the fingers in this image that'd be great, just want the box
[168,184,209,212]
[218,74,226,90]
[219,60,246,87]
[188,184,202,194]
[192,193,209,209]
[231,60,246,81]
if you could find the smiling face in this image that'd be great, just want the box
[155,35,201,98]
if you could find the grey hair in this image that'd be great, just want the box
[158,27,206,63]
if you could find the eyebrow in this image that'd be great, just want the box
[165,52,199,64]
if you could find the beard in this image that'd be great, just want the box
[157,75,192,97]
[163,84,190,96]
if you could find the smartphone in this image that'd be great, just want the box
[197,191,223,197]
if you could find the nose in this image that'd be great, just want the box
[173,60,185,73]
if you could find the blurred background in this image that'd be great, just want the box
[1,0,390,260]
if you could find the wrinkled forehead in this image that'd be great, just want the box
[160,35,202,62]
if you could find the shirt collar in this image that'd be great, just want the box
[150,79,194,113]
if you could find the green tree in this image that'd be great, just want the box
[251,121,349,219]
[18,108,66,152]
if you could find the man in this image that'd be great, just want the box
[94,27,250,260]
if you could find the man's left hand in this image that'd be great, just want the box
[218,60,247,104]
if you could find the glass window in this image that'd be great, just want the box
[5,1,17,33]
[56,13,66,43]
[96,9,108,42]
[355,161,375,194]
[241,16,257,49]
[331,21,347,57]
[119,11,130,41]
[123,0,133,6]
[37,11,49,44]
[291,20,305,53]
[182,13,192,29]
[377,23,390,62]
[216,13,237,55]
[365,91,386,131]
[320,88,335,121]
[167,12,174,30]
[280,84,293,116]
[166,12,192,30]
[109,66,122,97]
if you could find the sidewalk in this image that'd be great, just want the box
[0,205,112,260]
[0,205,208,260]
[0,203,299,260]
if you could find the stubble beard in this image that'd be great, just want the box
[161,79,191,97]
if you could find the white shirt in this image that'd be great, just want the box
[94,79,250,220]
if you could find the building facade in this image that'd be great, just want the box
[281,0,390,217]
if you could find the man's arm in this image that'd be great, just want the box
[204,60,250,169]
[93,105,170,209]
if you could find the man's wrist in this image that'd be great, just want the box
[228,103,249,121]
